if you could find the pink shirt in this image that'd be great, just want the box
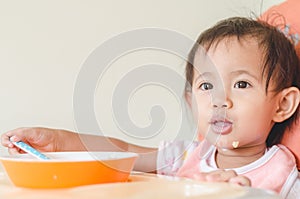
[157,140,299,198]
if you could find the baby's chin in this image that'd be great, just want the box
[212,140,240,151]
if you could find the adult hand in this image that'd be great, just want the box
[1,127,71,154]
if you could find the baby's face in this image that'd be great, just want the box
[190,37,280,150]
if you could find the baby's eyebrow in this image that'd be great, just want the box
[193,72,213,83]
[230,70,259,81]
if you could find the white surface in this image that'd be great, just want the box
[0,0,285,155]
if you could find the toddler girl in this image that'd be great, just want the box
[1,17,299,198]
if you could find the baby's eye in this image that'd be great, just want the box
[234,81,251,89]
[199,82,213,90]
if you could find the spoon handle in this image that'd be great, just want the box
[11,140,50,160]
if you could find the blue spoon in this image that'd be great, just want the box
[10,139,50,160]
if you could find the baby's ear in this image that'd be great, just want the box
[185,91,192,108]
[273,87,300,122]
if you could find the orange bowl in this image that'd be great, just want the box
[0,151,138,188]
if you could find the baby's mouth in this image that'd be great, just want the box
[209,118,233,135]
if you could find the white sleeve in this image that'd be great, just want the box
[156,140,199,176]
[286,172,300,199]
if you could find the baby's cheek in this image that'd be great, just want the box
[197,132,205,141]
[197,121,209,138]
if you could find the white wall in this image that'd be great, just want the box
[0,0,285,155]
